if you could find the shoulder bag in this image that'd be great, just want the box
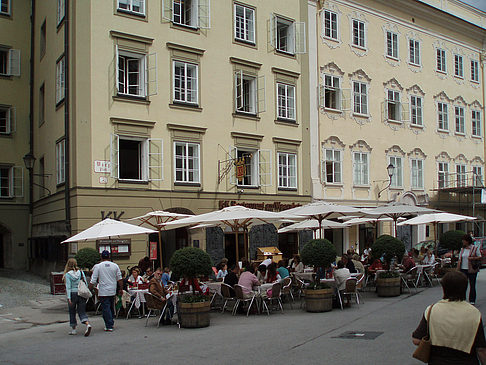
[413,304,434,363]
[78,271,93,299]
[471,246,481,271]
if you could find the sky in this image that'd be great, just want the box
[459,0,486,12]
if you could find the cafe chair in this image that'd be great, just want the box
[280,277,294,308]
[427,263,441,286]
[400,266,418,293]
[233,284,259,317]
[262,282,283,315]
[338,277,359,310]
[220,283,237,314]
[355,274,365,303]
[143,292,169,328]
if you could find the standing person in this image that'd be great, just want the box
[64,258,92,336]
[412,271,486,364]
[457,234,482,305]
[89,250,123,332]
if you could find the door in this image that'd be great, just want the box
[224,233,244,266]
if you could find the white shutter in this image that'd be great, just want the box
[257,75,265,114]
[294,22,306,54]
[162,0,172,21]
[148,138,163,181]
[146,53,157,96]
[258,149,272,187]
[8,49,20,76]
[288,22,296,54]
[234,70,243,112]
[110,134,119,179]
[382,101,387,121]
[268,14,276,48]
[114,45,119,95]
[401,102,410,122]
[198,0,210,29]
[321,160,326,183]
[229,145,237,185]
[318,85,325,108]
[9,107,15,133]
[341,88,351,111]
[12,166,23,197]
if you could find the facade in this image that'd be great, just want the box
[309,0,486,251]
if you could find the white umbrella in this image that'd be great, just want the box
[342,217,405,226]
[62,218,156,243]
[278,219,345,233]
[163,205,303,262]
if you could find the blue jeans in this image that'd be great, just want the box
[461,269,478,303]
[99,296,115,329]
[164,301,174,321]
[68,292,88,327]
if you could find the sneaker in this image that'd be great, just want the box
[471,302,475,305]
[104,327,113,332]
[69,329,77,335]
[84,324,92,337]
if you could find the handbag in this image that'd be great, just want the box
[78,271,92,299]
[471,246,481,271]
[413,303,434,363]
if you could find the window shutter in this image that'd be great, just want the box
[257,75,266,114]
[9,107,15,133]
[113,45,119,95]
[382,101,387,121]
[318,85,325,108]
[341,88,351,111]
[146,53,157,96]
[198,0,211,29]
[268,14,276,49]
[148,138,163,181]
[288,22,296,55]
[294,22,306,54]
[8,49,21,76]
[110,134,119,179]
[12,166,23,198]
[229,145,237,185]
[321,159,326,183]
[258,149,272,187]
[234,70,243,112]
[401,102,410,122]
[161,0,173,21]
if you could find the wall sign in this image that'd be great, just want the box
[96,238,131,258]
[94,160,111,173]
[149,242,158,260]
[218,200,302,212]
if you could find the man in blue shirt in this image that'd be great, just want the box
[161,267,170,287]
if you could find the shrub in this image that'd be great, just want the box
[371,235,405,265]
[439,230,466,252]
[75,247,100,270]
[170,247,212,281]
[378,271,399,279]
[306,282,332,290]
[300,239,336,270]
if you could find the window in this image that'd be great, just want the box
[438,102,448,131]
[56,56,65,103]
[410,96,423,126]
[235,71,259,114]
[353,152,369,186]
[454,55,464,78]
[353,81,367,115]
[0,106,14,134]
[57,0,65,25]
[119,138,145,180]
[323,149,341,184]
[117,0,145,15]
[0,0,10,15]
[455,106,465,134]
[277,83,295,120]
[473,166,483,186]
[411,159,424,189]
[0,48,20,76]
[409,39,420,65]
[164,0,210,28]
[472,110,481,137]
[236,149,258,186]
[0,167,10,197]
[438,162,449,188]
[386,31,398,59]
[436,49,446,72]
[39,84,45,125]
[389,156,403,188]
[456,164,466,187]
[173,61,198,104]
[117,51,145,97]
[278,152,297,189]
[324,75,340,110]
[234,4,255,44]
[40,21,46,59]
[173,0,196,27]
[175,142,200,183]
[56,139,65,184]
[352,20,365,48]
[471,60,479,82]
[324,10,338,40]
[275,17,294,54]
[386,90,400,121]
[0,166,23,198]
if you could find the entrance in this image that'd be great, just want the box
[278,232,298,260]
[0,233,3,268]
[224,233,244,266]
[159,228,189,268]
[359,225,375,254]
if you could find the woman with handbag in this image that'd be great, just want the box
[412,271,486,364]
[64,258,92,336]
[457,234,482,305]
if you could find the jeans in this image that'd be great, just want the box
[163,301,174,321]
[99,296,115,329]
[68,292,89,327]
[461,269,478,303]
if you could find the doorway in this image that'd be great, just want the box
[278,232,298,260]
[224,233,244,266]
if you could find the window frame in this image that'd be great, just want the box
[389,156,403,188]
[353,151,369,186]
[277,152,297,189]
[117,0,146,16]
[56,139,66,185]
[56,55,65,104]
[410,95,423,126]
[323,148,342,185]
[471,60,479,83]
[436,48,447,73]
[473,166,483,187]
[57,0,65,26]
[235,71,258,115]
[275,16,295,55]
[117,50,147,98]
[454,105,465,135]
[0,166,11,198]
[172,60,199,105]
[0,106,12,135]
[0,0,10,16]
[454,54,464,78]
[437,102,449,132]
[352,81,368,116]
[351,19,366,49]
[411,158,424,190]
[323,10,338,41]
[323,74,341,111]
[386,31,399,60]
[409,39,421,66]
[172,0,198,28]
[438,162,449,188]
[0,165,23,198]
[456,164,467,187]
[117,136,148,182]
[174,141,201,184]
[276,82,295,121]
[386,90,401,122]
[234,3,255,45]
[472,110,482,138]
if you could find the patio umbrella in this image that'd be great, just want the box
[126,211,193,266]
[62,218,157,243]
[277,219,345,234]
[163,205,303,263]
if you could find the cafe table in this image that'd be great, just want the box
[415,264,433,287]
[127,288,149,318]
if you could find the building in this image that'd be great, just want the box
[309,0,486,252]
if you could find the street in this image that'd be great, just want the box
[1,273,485,365]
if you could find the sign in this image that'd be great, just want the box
[99,176,108,184]
[94,160,111,173]
[218,200,302,212]
[149,241,158,260]
[235,158,246,183]
[96,238,131,258]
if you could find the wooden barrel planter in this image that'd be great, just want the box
[178,301,210,328]
[304,288,333,312]
[376,277,401,297]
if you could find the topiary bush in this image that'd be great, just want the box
[170,247,213,294]
[75,247,100,270]
[439,230,466,252]
[300,239,337,270]
[371,235,405,265]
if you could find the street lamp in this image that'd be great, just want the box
[378,163,395,198]
[23,152,51,195]
[23,152,36,170]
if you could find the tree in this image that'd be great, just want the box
[439,230,466,252]
[300,239,336,269]
[75,247,100,270]
[371,235,405,265]
[170,247,213,295]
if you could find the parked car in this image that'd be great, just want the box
[473,237,486,267]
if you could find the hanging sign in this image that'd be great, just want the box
[149,241,158,260]
[235,157,246,183]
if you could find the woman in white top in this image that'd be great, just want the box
[422,250,436,265]
[291,255,304,273]
[127,268,144,288]
[457,234,482,304]
[216,263,228,280]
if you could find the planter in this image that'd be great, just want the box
[178,300,210,328]
[376,277,401,297]
[304,288,333,312]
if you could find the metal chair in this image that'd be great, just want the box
[280,277,294,308]
[143,292,169,327]
[355,274,365,303]
[427,263,441,286]
[337,277,359,310]
[400,266,419,293]
[262,282,283,315]
[233,284,259,316]
[220,282,237,313]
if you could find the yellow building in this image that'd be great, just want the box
[310,0,486,251]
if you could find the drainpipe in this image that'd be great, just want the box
[27,0,35,269]
[64,0,71,235]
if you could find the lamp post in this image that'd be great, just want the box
[378,163,395,198]
[23,152,52,196]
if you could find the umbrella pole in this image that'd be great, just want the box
[243,228,248,261]
[158,229,163,268]
[235,230,239,266]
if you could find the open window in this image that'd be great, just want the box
[0,48,20,77]
[0,0,10,15]
[0,166,23,198]
[163,0,210,28]
[320,75,349,111]
[229,147,272,187]
[385,90,408,122]
[234,70,265,115]
[322,148,341,184]
[0,106,15,135]
[116,47,157,98]
[269,15,306,55]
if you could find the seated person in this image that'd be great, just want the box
[400,253,416,273]
[238,266,260,298]
[256,264,267,284]
[161,267,171,287]
[277,260,290,279]
[422,250,436,265]
[179,277,209,295]
[411,248,421,264]
[142,267,154,282]
[352,254,365,274]
[342,254,357,273]
[240,258,251,272]
[127,268,144,287]
[334,261,352,307]
[266,263,281,283]
[224,265,239,297]
[138,257,151,276]
[368,259,383,275]
[216,263,228,281]
[149,268,174,325]
[291,255,304,273]
[261,256,273,267]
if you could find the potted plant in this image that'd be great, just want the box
[300,239,336,312]
[74,247,100,273]
[439,230,466,267]
[371,235,405,297]
[170,247,213,328]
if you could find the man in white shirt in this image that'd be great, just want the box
[334,260,352,307]
[261,256,273,267]
[89,250,123,331]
